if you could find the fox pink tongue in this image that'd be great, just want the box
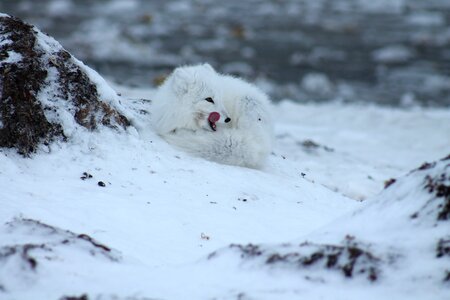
[208,112,220,131]
[208,112,220,123]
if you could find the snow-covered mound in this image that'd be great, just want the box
[0,14,129,156]
[208,236,382,282]
[0,218,121,293]
[207,156,450,298]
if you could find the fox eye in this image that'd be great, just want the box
[205,97,215,104]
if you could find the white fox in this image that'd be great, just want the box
[151,64,274,169]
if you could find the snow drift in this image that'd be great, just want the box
[208,155,450,290]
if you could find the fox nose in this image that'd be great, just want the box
[224,117,231,123]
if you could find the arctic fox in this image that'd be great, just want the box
[151,64,274,169]
[151,64,231,135]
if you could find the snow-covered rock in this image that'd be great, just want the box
[206,155,450,295]
[0,218,121,293]
[0,15,130,156]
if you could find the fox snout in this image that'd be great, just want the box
[218,110,231,124]
[207,111,231,131]
[210,112,231,124]
[217,114,231,124]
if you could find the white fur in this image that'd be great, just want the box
[151,64,274,169]
[151,64,230,134]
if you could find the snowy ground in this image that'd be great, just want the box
[1,81,449,299]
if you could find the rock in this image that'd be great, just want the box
[207,236,381,282]
[410,156,450,222]
[0,15,130,156]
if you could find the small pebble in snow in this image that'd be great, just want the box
[98,181,106,187]
[80,172,93,180]
[384,178,396,189]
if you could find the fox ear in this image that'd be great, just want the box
[202,63,215,73]
[171,67,192,96]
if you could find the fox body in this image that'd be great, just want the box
[151,64,274,169]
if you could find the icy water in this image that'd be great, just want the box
[2,0,450,106]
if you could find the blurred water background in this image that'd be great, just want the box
[1,0,450,106]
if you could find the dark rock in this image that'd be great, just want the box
[437,238,450,258]
[397,157,450,222]
[219,236,380,281]
[384,178,396,189]
[298,139,334,153]
[0,243,49,271]
[230,243,263,258]
[77,234,111,252]
[423,172,450,221]
[59,294,89,300]
[0,16,65,155]
[0,15,130,156]
[416,162,437,172]
[80,172,93,180]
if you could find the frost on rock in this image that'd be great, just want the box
[209,236,381,282]
[0,217,121,293]
[0,15,130,156]
[387,154,450,223]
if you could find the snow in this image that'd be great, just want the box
[352,0,405,14]
[0,51,22,65]
[372,45,415,64]
[46,0,73,16]
[37,64,79,137]
[300,73,334,96]
[272,101,450,200]
[1,70,450,298]
[407,12,446,27]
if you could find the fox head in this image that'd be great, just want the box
[169,64,231,131]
